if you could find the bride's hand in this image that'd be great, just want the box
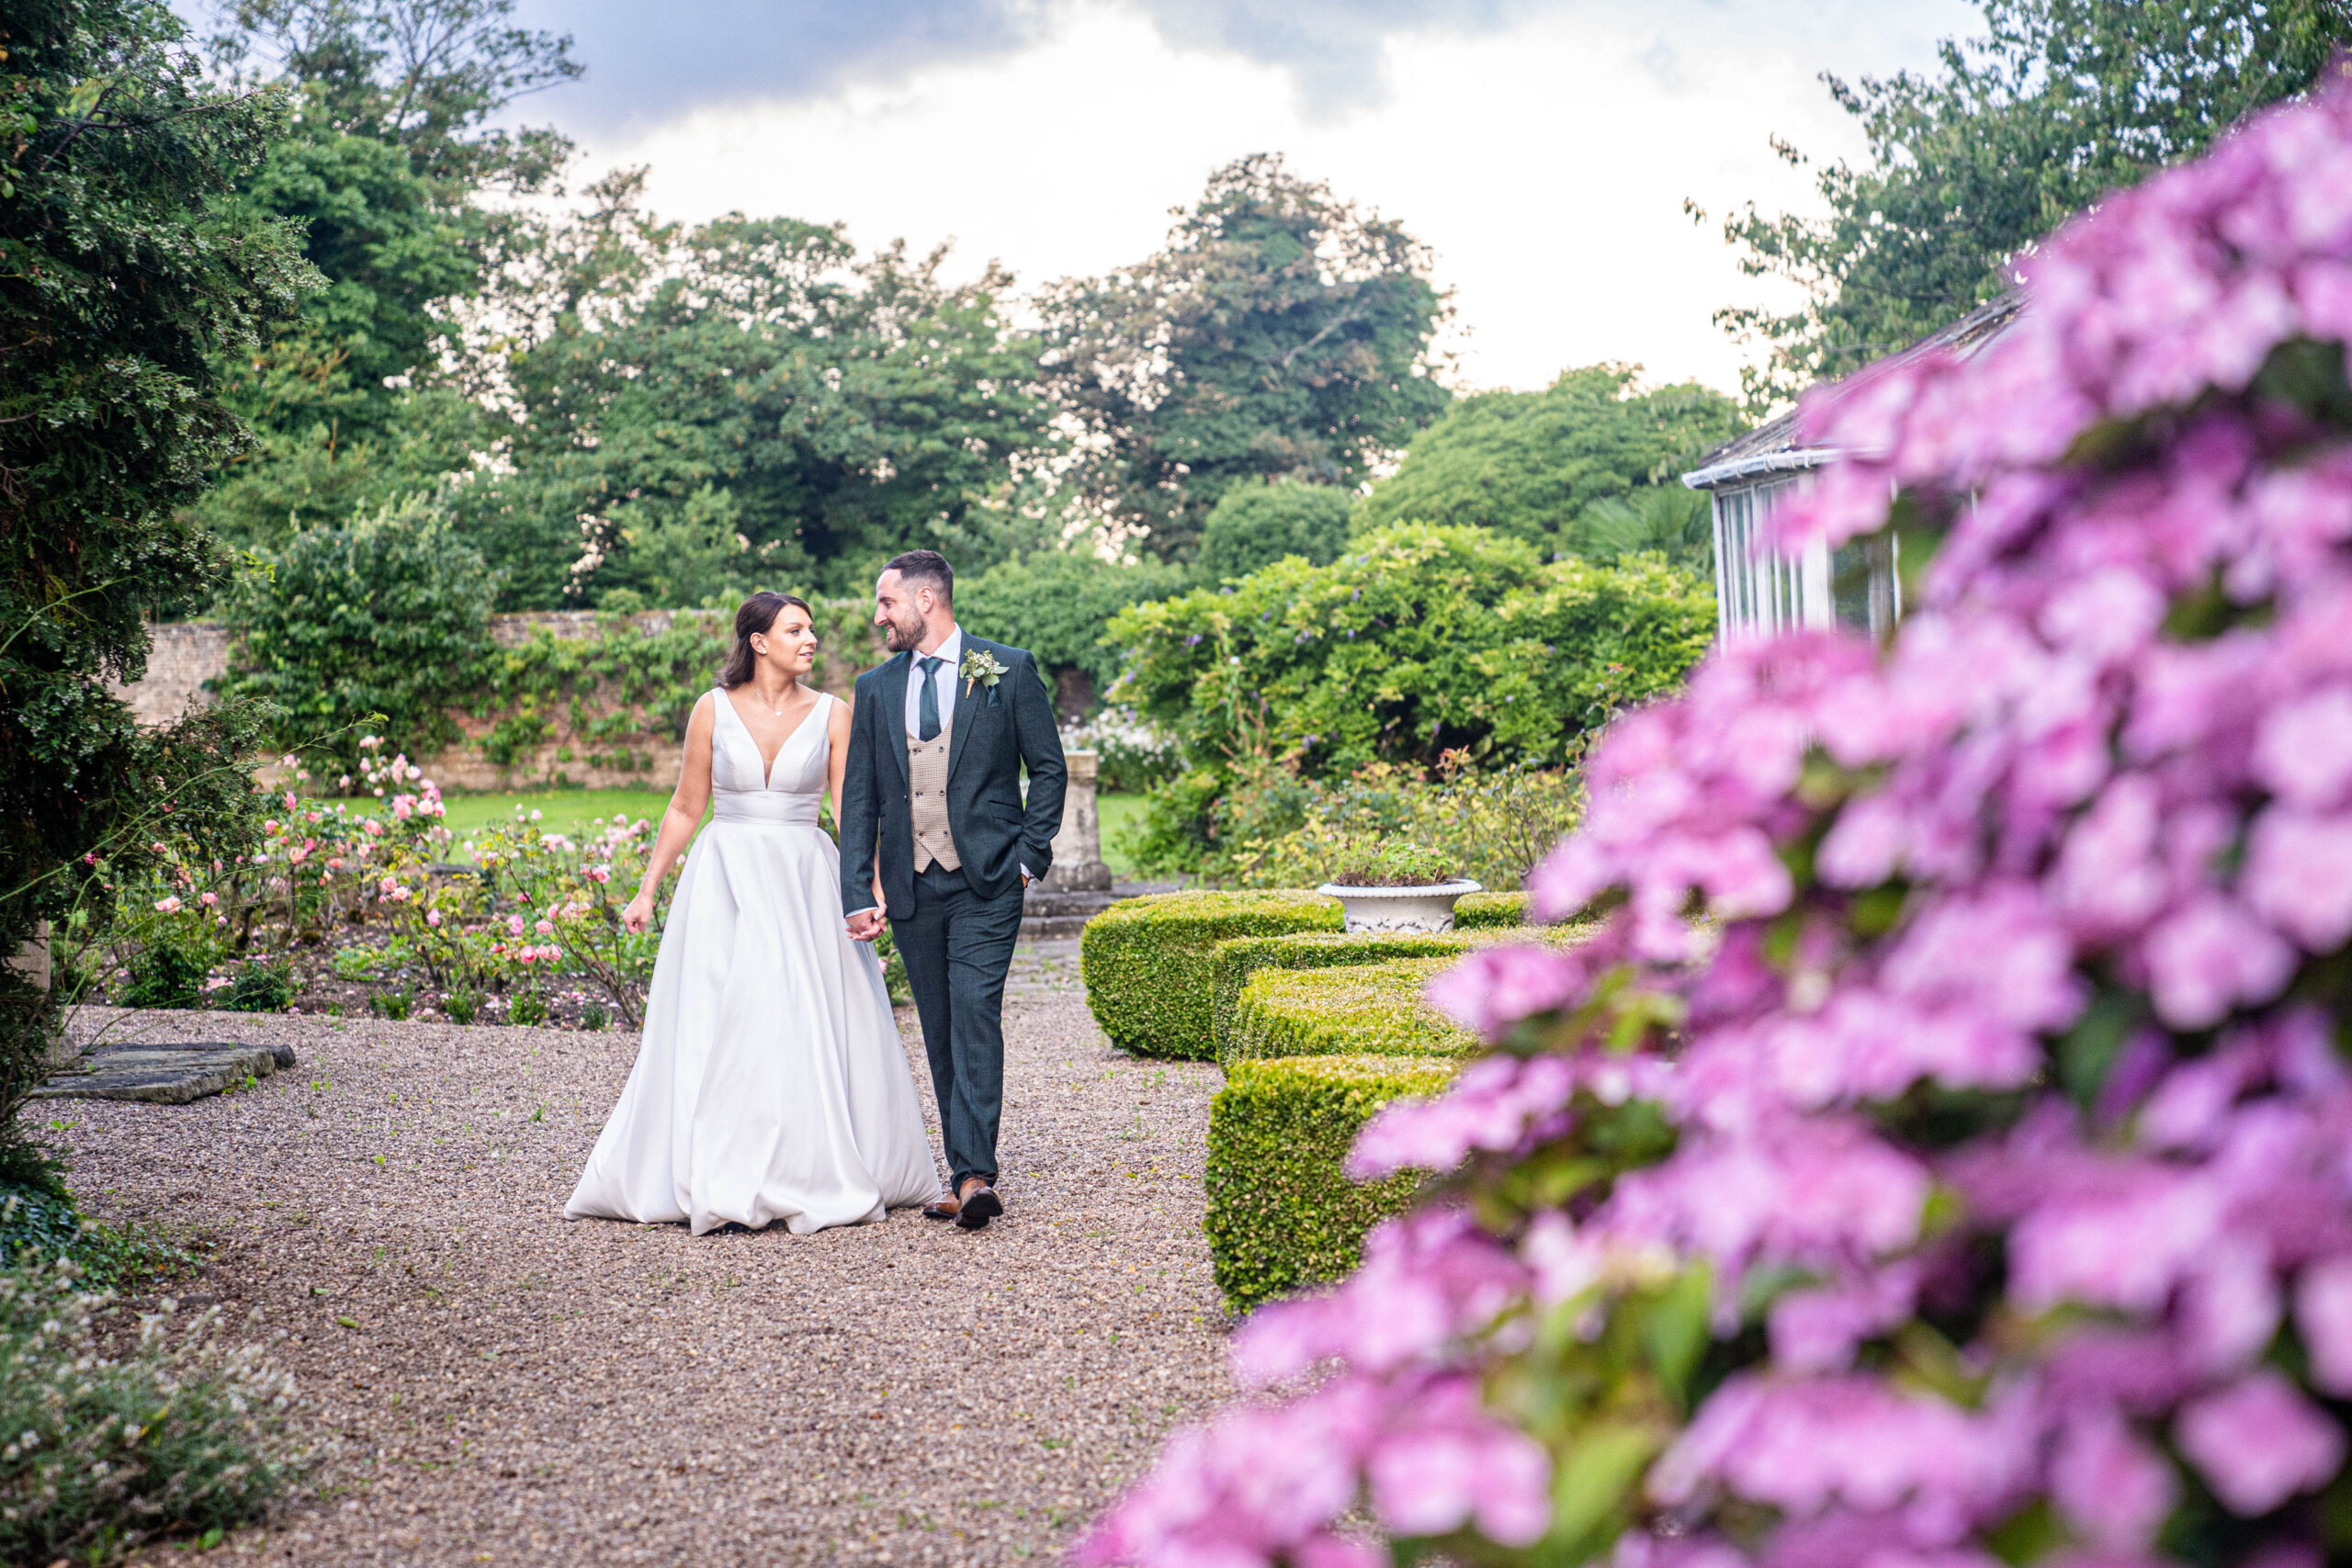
[622,892,655,934]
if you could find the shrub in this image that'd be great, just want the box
[957,552,1192,713]
[218,494,498,770]
[1227,956,1475,1065]
[1109,522,1711,778]
[1060,706,1183,794]
[1082,82,2352,1568]
[221,959,294,1014]
[1080,890,1340,1060]
[1197,479,1352,582]
[1210,931,1482,1063]
[1347,364,1742,553]
[1204,1055,1453,1312]
[1453,890,1528,929]
[0,1259,306,1563]
[1124,752,1585,889]
[507,987,548,1027]
[118,937,212,1011]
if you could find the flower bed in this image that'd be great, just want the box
[1079,890,1340,1060]
[1204,1055,1453,1312]
[1083,80,2352,1568]
[85,742,668,1029]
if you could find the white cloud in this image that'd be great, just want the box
[528,0,1984,397]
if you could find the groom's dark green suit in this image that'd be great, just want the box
[838,635,1066,1193]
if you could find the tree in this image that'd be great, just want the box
[204,0,581,193]
[1350,366,1742,558]
[497,203,1057,604]
[219,495,497,766]
[1708,0,2351,409]
[191,0,583,550]
[1197,479,1352,582]
[956,553,1192,716]
[0,0,314,1120]
[1039,154,1452,562]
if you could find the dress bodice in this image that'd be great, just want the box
[708,690,830,825]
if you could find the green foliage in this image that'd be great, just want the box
[506,986,547,1026]
[119,934,216,1010]
[1198,479,1353,583]
[1210,930,1487,1063]
[1205,1055,1453,1310]
[1109,523,1712,779]
[1572,487,1715,577]
[500,187,1057,603]
[221,959,294,1013]
[204,0,582,193]
[219,494,497,766]
[1351,367,1742,556]
[1711,0,2350,409]
[1227,956,1476,1065]
[956,553,1192,711]
[1040,154,1451,561]
[0,1186,196,1288]
[1079,890,1341,1060]
[1328,840,1454,887]
[0,1258,305,1563]
[0,0,311,1142]
[1454,890,1531,930]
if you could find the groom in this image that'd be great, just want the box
[840,550,1067,1231]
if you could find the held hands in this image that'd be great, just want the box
[845,874,887,942]
[622,892,655,935]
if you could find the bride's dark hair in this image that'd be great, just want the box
[719,592,815,689]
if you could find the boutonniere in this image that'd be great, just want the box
[959,647,1008,697]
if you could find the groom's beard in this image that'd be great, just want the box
[880,615,924,652]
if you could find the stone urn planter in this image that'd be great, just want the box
[1316,879,1483,934]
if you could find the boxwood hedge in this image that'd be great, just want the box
[1453,889,1530,930]
[1227,955,1476,1064]
[1211,930,1479,1065]
[1080,889,1341,1060]
[1205,1054,1456,1311]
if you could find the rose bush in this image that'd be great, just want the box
[1083,71,2352,1568]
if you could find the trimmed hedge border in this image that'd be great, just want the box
[1080,889,1342,1060]
[1211,930,1480,1065]
[1205,1054,1455,1311]
[1227,955,1476,1064]
[1453,889,1530,930]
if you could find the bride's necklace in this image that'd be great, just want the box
[756,683,798,719]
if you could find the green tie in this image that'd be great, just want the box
[917,655,943,741]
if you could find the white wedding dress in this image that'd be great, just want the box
[564,690,941,1235]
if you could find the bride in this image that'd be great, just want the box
[564,592,943,1235]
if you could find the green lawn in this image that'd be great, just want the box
[334,784,1151,873]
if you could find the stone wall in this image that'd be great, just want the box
[113,611,890,793]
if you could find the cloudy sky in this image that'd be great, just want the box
[494,0,1984,398]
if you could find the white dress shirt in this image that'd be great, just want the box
[905,626,962,739]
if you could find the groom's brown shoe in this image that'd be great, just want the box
[954,1177,1002,1231]
[921,1192,959,1222]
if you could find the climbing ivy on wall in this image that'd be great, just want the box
[460,600,887,773]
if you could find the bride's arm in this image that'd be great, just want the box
[825,691,852,828]
[826,693,885,918]
[622,693,717,934]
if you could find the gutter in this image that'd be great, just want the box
[1680,446,1839,491]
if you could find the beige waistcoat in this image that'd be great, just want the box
[908,730,960,872]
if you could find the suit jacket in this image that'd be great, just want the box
[839,636,1067,919]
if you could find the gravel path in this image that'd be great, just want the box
[40,942,1228,1566]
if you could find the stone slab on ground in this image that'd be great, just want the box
[31,1038,298,1105]
[46,972,1229,1568]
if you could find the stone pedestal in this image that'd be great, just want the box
[1026,750,1114,937]
[1045,750,1112,893]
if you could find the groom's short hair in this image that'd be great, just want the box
[885,549,954,606]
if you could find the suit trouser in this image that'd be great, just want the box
[892,863,1023,1191]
